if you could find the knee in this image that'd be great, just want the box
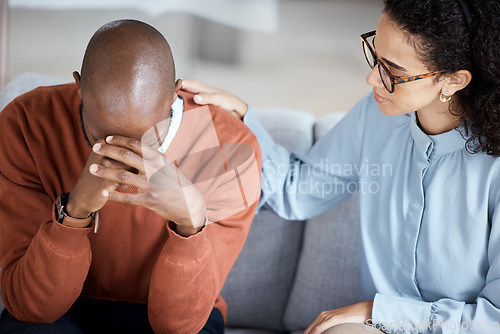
[321,323,382,334]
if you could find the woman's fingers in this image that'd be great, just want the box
[181,79,218,95]
[305,315,322,334]
[180,78,248,119]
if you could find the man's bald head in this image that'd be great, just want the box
[79,19,176,116]
[75,19,179,145]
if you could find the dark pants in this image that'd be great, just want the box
[0,297,224,334]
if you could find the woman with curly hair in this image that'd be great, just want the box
[183,0,500,333]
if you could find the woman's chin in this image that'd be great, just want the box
[377,103,408,116]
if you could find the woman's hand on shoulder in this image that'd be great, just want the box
[180,79,248,120]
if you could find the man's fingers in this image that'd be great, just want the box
[93,142,145,171]
[103,135,160,160]
[103,136,142,156]
[105,135,163,161]
[100,156,127,170]
[104,190,145,206]
[93,138,166,173]
[104,188,162,209]
[89,164,148,189]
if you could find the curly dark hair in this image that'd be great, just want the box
[384,0,500,156]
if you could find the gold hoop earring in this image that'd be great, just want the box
[440,92,452,103]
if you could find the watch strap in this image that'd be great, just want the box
[61,214,93,228]
[55,192,97,230]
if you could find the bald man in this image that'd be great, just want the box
[0,20,261,333]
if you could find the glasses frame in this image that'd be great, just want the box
[360,31,445,93]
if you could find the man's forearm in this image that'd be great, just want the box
[148,201,258,333]
[147,221,216,333]
[0,216,92,323]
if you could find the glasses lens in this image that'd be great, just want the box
[378,64,393,92]
[362,41,376,69]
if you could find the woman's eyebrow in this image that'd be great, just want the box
[373,37,408,73]
[382,57,408,72]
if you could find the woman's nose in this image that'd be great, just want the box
[366,66,383,88]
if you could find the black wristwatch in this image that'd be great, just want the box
[55,192,72,223]
[55,192,98,230]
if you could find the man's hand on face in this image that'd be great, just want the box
[66,139,124,219]
[88,135,207,237]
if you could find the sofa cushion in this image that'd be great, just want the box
[314,112,346,142]
[252,108,316,155]
[282,194,362,330]
[0,72,66,111]
[282,110,361,331]
[221,208,304,332]
[220,107,315,331]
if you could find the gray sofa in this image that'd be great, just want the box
[0,73,363,333]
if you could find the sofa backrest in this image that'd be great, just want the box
[282,112,363,330]
[221,107,363,332]
[220,108,316,331]
[0,72,67,111]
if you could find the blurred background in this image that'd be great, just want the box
[0,0,384,118]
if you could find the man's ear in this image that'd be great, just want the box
[442,70,472,96]
[172,78,183,103]
[73,71,82,99]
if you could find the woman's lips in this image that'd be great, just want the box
[373,91,390,103]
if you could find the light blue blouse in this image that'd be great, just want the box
[243,93,500,333]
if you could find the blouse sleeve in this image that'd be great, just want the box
[242,95,372,221]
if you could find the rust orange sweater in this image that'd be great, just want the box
[0,84,261,333]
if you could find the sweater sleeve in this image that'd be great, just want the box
[147,115,262,333]
[0,99,93,323]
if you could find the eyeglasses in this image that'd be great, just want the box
[360,31,444,93]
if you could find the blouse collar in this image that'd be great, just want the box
[409,112,466,161]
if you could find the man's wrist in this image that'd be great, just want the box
[175,225,203,237]
[55,193,96,229]
[61,215,93,228]
[66,194,92,219]
[174,216,206,237]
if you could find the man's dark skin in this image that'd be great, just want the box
[68,20,205,237]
